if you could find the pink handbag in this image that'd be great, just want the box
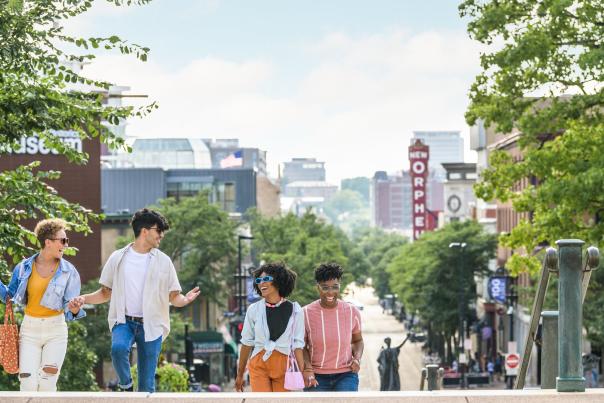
[284,353,305,390]
[284,311,305,391]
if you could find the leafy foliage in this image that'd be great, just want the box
[0,0,155,275]
[341,177,370,204]
[0,162,100,275]
[387,222,497,352]
[248,210,358,306]
[131,362,189,392]
[152,191,238,301]
[460,0,604,346]
[353,227,407,298]
[57,320,99,391]
[323,189,370,235]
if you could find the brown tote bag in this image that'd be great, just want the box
[0,300,19,374]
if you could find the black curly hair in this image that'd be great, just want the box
[314,262,343,283]
[131,208,170,238]
[253,262,297,298]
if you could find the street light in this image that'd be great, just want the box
[237,235,254,316]
[449,242,467,388]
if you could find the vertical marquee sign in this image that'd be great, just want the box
[409,140,429,240]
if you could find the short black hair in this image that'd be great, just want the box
[314,263,343,283]
[253,262,297,298]
[131,208,170,238]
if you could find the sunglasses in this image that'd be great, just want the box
[148,226,164,234]
[318,284,340,292]
[255,275,274,284]
[50,238,69,245]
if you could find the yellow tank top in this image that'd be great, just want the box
[25,262,63,318]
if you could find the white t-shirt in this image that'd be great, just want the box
[123,249,149,317]
[100,244,182,342]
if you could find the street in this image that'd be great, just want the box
[347,284,424,391]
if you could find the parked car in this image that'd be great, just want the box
[409,331,427,343]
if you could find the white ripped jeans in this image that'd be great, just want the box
[19,314,68,391]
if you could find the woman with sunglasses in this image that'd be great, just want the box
[235,262,305,392]
[0,218,85,391]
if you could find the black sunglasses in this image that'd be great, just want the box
[50,237,69,245]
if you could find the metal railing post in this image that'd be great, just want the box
[556,239,585,392]
[420,365,443,391]
[515,247,557,389]
[540,311,558,389]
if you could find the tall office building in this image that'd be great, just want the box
[411,131,464,178]
[282,158,326,186]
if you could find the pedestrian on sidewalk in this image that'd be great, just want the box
[235,263,305,392]
[77,208,200,392]
[302,263,364,392]
[0,218,85,391]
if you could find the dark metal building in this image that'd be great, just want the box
[101,167,257,216]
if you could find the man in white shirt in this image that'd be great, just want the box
[78,208,200,392]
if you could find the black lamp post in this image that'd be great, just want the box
[449,241,467,388]
[237,235,254,316]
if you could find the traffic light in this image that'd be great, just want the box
[230,319,244,343]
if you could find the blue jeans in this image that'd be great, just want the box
[306,371,359,392]
[111,320,162,392]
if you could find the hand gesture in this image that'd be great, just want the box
[184,286,200,305]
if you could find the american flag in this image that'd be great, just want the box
[220,150,243,168]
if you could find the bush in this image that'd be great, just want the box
[57,320,100,391]
[131,362,189,392]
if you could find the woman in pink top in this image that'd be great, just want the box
[302,263,364,391]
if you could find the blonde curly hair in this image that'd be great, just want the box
[34,218,67,247]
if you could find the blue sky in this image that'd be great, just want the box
[69,0,481,183]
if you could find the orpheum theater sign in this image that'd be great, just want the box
[0,132,100,281]
[409,140,429,240]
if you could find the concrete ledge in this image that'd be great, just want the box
[1,389,604,403]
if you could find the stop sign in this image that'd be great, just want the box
[506,353,520,369]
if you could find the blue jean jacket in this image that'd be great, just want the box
[0,254,86,321]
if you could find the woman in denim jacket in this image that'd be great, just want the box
[235,262,305,392]
[0,219,85,391]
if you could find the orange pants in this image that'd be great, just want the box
[248,349,289,392]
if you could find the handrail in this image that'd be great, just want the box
[515,245,599,389]
[581,246,599,303]
[514,247,557,389]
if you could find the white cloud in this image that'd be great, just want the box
[82,28,482,184]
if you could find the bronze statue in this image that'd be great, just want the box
[377,334,410,391]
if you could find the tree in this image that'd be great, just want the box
[341,177,370,204]
[354,228,407,298]
[153,191,238,301]
[0,0,156,275]
[57,321,99,391]
[387,221,497,361]
[248,210,353,306]
[460,0,604,346]
[460,0,604,269]
[323,189,370,235]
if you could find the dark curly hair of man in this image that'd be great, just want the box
[253,262,297,298]
[314,263,343,283]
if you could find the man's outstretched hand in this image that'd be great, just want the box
[184,286,201,304]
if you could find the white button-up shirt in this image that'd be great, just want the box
[100,244,181,342]
[240,299,305,360]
